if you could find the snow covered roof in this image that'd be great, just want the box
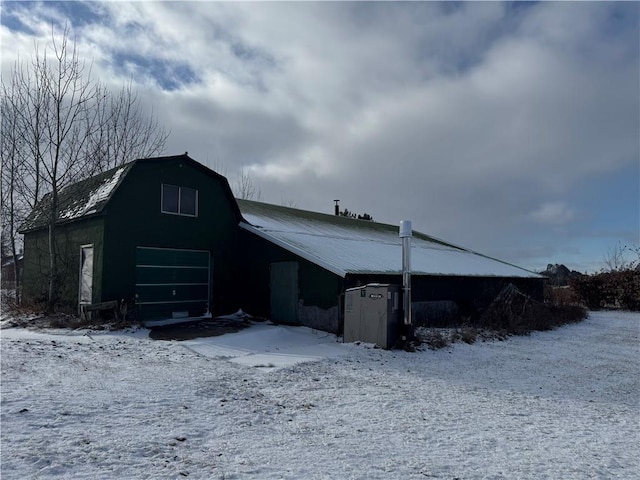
[19,163,134,232]
[237,200,541,279]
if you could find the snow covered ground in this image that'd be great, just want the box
[1,311,638,479]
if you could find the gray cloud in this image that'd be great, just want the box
[1,1,637,271]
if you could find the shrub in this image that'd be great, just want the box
[545,285,582,306]
[570,270,640,311]
[480,284,587,334]
[459,326,478,344]
[413,284,587,350]
[416,329,452,350]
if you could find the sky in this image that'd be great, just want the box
[1,1,638,273]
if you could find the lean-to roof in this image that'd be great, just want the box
[237,199,541,279]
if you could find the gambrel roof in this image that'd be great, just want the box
[237,199,541,279]
[19,154,238,233]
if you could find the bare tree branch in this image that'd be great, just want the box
[602,242,632,272]
[234,166,262,201]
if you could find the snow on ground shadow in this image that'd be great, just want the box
[0,311,638,479]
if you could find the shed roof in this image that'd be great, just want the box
[237,199,541,279]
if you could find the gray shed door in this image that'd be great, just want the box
[270,261,298,324]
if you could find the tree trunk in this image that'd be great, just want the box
[10,244,21,305]
[47,188,58,312]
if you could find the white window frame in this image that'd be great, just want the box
[161,184,198,217]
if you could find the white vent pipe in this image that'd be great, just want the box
[399,220,412,330]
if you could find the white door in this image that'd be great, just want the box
[79,245,94,305]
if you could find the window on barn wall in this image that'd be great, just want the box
[162,184,198,217]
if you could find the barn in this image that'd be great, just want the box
[20,154,544,332]
[20,154,242,321]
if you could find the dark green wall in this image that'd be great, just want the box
[346,273,544,323]
[237,229,343,320]
[101,159,240,318]
[22,217,104,311]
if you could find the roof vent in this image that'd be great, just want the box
[399,220,412,238]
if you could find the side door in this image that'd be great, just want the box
[270,261,299,324]
[78,244,94,308]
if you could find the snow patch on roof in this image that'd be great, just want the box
[59,167,126,220]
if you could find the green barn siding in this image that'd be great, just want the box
[22,231,53,304]
[22,218,104,310]
[100,159,240,320]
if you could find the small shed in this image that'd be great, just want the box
[344,284,402,348]
[20,154,241,322]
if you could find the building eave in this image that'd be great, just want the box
[239,221,348,278]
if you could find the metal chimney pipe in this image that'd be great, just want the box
[334,199,340,216]
[399,220,412,334]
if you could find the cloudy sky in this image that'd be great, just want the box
[2,1,638,273]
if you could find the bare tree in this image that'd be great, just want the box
[203,153,227,176]
[235,166,262,201]
[1,25,170,310]
[602,242,633,272]
[0,69,28,303]
[88,81,168,172]
[628,245,640,270]
[23,30,108,310]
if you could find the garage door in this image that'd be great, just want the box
[135,247,211,321]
